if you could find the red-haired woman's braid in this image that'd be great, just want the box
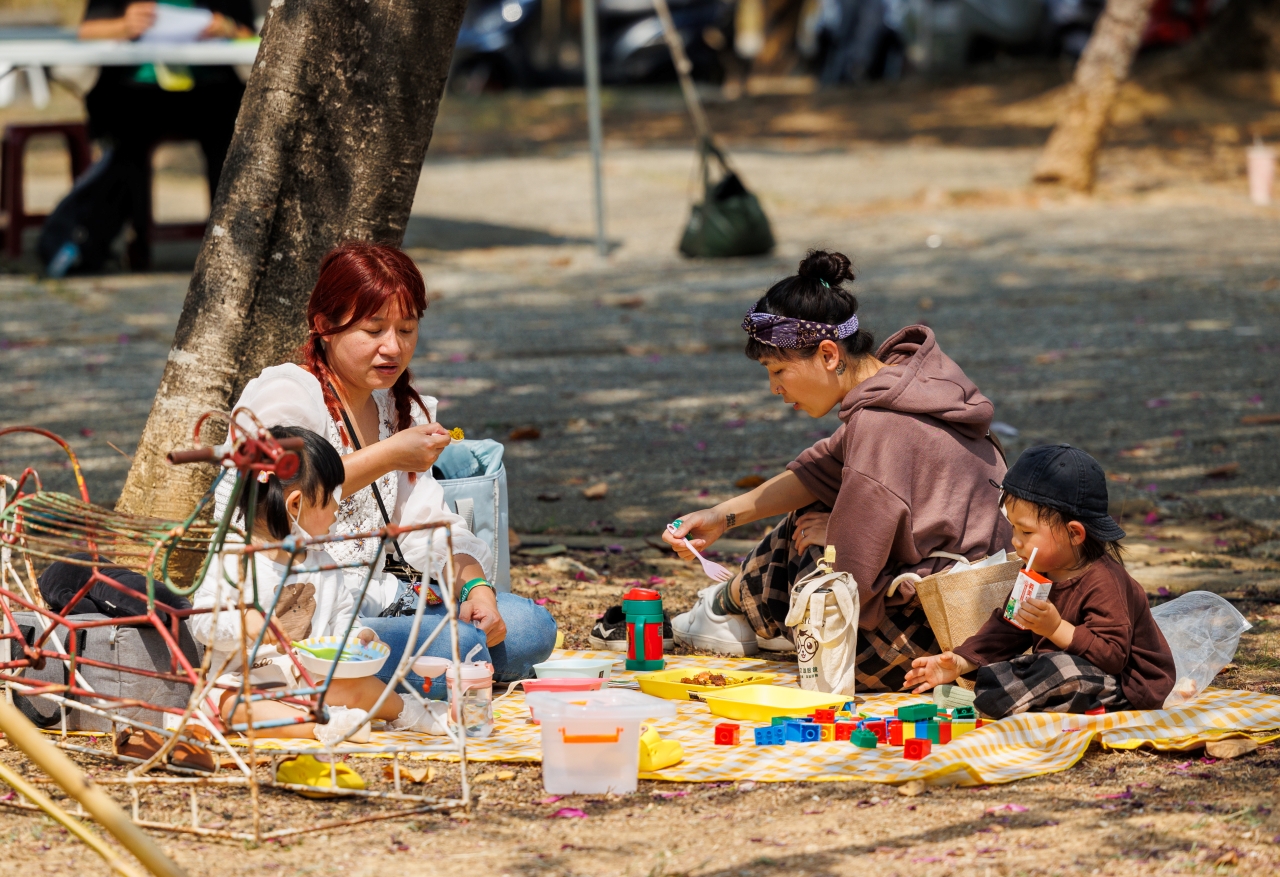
[392,369,428,432]
[301,336,350,445]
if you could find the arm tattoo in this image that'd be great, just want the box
[724,512,736,529]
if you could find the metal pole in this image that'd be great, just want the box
[581,0,607,255]
[0,699,188,877]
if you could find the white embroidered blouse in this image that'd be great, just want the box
[213,364,493,613]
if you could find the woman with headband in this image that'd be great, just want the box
[661,250,1011,691]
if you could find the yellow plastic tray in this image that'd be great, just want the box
[635,668,778,701]
[698,684,850,723]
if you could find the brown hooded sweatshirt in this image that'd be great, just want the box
[787,325,1012,631]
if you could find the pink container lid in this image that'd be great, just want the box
[524,677,605,724]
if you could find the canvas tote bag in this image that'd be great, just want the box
[785,547,860,697]
[912,554,1024,689]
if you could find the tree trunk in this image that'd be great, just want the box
[115,0,467,522]
[1032,0,1157,191]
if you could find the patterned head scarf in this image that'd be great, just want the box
[741,306,859,350]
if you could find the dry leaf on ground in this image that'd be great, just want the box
[383,763,434,783]
[582,482,609,500]
[1205,738,1259,759]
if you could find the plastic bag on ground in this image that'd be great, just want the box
[1150,591,1251,708]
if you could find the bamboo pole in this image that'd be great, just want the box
[0,760,146,877]
[0,698,188,877]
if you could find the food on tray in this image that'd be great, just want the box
[449,427,465,441]
[681,671,732,687]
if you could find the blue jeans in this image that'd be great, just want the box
[361,591,557,699]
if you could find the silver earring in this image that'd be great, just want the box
[835,361,846,376]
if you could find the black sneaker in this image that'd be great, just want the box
[588,604,675,652]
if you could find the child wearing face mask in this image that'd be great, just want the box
[189,425,446,739]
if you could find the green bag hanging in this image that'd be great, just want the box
[679,140,774,259]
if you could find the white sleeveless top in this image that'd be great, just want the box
[213,364,493,613]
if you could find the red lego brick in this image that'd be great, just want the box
[714,723,741,745]
[833,722,854,741]
[812,709,836,724]
[903,738,932,760]
[888,719,903,746]
[866,720,888,744]
[938,721,952,745]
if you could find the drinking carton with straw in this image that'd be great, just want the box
[1002,548,1051,630]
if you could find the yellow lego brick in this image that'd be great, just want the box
[951,721,976,737]
[902,723,916,740]
[819,723,835,742]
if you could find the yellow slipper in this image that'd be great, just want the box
[275,755,365,799]
[638,726,683,772]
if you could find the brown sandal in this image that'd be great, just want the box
[169,724,218,774]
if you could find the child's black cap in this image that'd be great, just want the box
[1000,444,1126,542]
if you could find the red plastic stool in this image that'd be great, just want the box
[0,122,93,259]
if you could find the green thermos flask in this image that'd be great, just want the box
[623,587,665,671]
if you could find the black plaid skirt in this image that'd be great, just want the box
[973,652,1129,719]
[733,509,939,693]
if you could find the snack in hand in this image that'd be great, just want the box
[449,427,465,442]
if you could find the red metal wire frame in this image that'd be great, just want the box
[0,426,91,503]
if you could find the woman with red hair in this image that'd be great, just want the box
[216,242,556,697]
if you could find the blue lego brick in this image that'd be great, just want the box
[753,725,787,746]
[785,721,822,743]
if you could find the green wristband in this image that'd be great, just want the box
[458,577,492,603]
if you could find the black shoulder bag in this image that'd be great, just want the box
[330,388,441,615]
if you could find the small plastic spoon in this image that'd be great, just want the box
[667,523,734,582]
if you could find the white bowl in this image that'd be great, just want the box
[532,658,617,679]
[294,636,390,679]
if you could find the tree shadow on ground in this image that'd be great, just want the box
[403,215,598,251]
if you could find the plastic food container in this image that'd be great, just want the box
[293,636,390,679]
[698,684,849,723]
[636,667,778,701]
[525,690,676,795]
[531,658,617,679]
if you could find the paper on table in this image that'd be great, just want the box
[138,5,215,43]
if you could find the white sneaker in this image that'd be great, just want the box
[671,585,759,656]
[756,633,794,652]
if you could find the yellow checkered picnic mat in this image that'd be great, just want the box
[237,650,1280,786]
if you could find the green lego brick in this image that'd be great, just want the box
[850,729,878,749]
[896,703,938,722]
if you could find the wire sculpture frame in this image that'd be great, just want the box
[0,414,476,842]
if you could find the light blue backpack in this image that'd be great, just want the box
[434,440,511,591]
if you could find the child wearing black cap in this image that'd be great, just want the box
[904,444,1176,717]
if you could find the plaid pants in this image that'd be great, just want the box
[973,652,1129,719]
[733,509,939,692]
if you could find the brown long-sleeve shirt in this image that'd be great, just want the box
[952,556,1176,709]
[786,326,1011,631]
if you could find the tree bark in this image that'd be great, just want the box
[1032,0,1157,191]
[115,0,467,522]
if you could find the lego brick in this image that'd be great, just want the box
[841,701,856,712]
[938,721,952,745]
[902,721,916,741]
[752,725,786,746]
[851,729,878,749]
[812,709,837,724]
[818,723,835,742]
[903,738,932,760]
[951,706,976,721]
[715,723,741,745]
[836,710,854,720]
[915,721,940,744]
[863,720,888,744]
[897,703,938,722]
[833,722,855,741]
[951,721,976,737]
[888,720,903,746]
[976,718,985,729]
[786,722,822,743]
[771,716,790,726]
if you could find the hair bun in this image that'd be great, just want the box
[797,250,855,287]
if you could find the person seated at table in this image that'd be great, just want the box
[57,1,254,271]
[662,250,1011,691]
